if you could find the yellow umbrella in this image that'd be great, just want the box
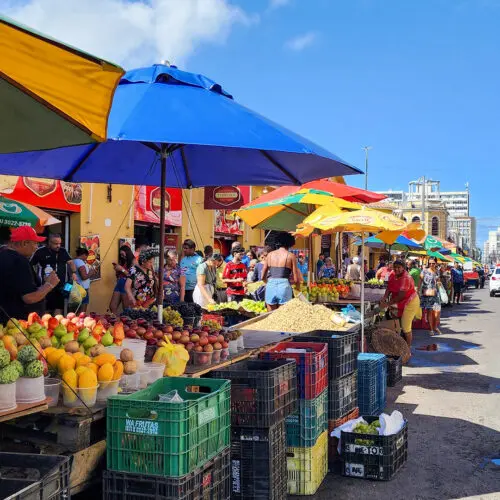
[1,14,124,153]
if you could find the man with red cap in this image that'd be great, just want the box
[0,227,59,324]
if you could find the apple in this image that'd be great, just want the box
[147,338,157,345]
[203,344,213,353]
[126,331,138,339]
[71,317,79,324]
[217,334,225,344]
[208,335,218,344]
[186,342,194,351]
[202,326,210,333]
[136,327,147,337]
[213,342,222,350]
[222,341,229,349]
[55,314,64,322]
[67,312,76,320]
[60,318,70,326]
[144,331,154,340]
[190,334,200,343]
[165,325,174,333]
[199,337,209,347]
[198,354,209,364]
[180,335,190,345]
[194,345,203,352]
[172,332,182,341]
[79,312,86,319]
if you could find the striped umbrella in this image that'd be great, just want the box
[0,196,59,233]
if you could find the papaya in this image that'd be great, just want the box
[112,360,124,380]
[97,363,114,382]
[58,353,76,374]
[62,369,78,403]
[86,363,98,376]
[93,353,116,367]
[76,355,91,367]
[47,349,65,368]
[78,368,98,389]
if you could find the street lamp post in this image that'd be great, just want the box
[362,146,372,190]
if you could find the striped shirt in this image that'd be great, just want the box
[223,261,247,296]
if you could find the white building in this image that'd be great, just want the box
[483,241,490,264]
[487,227,500,264]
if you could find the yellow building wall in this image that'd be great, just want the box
[180,188,214,250]
[77,183,135,313]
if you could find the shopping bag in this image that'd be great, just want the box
[438,283,448,305]
[153,335,190,376]
[68,281,87,307]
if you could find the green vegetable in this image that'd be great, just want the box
[24,359,44,378]
[10,360,24,376]
[0,363,20,384]
[17,345,38,365]
[0,348,10,369]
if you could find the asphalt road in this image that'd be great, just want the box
[310,287,500,500]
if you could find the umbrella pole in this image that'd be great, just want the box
[307,236,312,292]
[157,147,167,323]
[361,231,365,353]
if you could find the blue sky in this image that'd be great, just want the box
[3,0,499,246]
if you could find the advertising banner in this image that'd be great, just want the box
[79,234,101,281]
[204,186,250,210]
[134,186,182,226]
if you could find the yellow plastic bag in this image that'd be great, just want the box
[152,335,190,376]
[69,281,87,307]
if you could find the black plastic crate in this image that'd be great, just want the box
[341,416,408,480]
[328,370,358,420]
[103,447,230,500]
[386,356,403,387]
[295,329,359,379]
[231,422,287,500]
[1,453,70,500]
[211,359,296,427]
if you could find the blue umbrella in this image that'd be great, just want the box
[0,64,362,309]
[356,234,424,251]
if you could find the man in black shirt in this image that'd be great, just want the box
[30,233,77,314]
[0,227,60,324]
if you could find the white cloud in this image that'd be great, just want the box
[269,0,290,9]
[285,31,317,51]
[1,0,257,67]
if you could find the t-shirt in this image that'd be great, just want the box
[216,262,227,289]
[297,260,308,280]
[196,262,217,287]
[451,268,464,284]
[74,259,90,289]
[387,270,417,316]
[223,261,248,296]
[31,246,72,285]
[346,264,361,281]
[0,249,44,323]
[409,268,421,287]
[180,255,203,291]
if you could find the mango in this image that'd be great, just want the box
[58,353,76,374]
[76,355,91,367]
[112,360,124,381]
[93,353,116,367]
[97,363,114,382]
[47,349,65,368]
[78,368,98,389]
[62,369,78,403]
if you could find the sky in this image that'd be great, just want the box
[2,0,499,246]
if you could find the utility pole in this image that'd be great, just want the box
[362,146,372,190]
[421,176,426,232]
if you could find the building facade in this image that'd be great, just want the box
[486,227,500,265]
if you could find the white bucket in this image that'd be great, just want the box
[16,376,45,404]
[0,382,17,412]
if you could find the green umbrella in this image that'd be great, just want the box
[0,196,59,232]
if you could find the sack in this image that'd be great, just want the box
[152,336,190,376]
[68,281,87,307]
[438,283,449,304]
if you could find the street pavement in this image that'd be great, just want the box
[311,287,500,500]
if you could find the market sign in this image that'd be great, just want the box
[204,186,250,210]
[134,186,182,227]
[164,234,179,250]
[0,175,82,212]
[214,209,243,235]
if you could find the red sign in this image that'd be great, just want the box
[164,234,179,250]
[134,186,182,226]
[0,175,82,212]
[214,210,243,235]
[204,186,250,210]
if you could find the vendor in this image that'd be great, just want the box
[0,227,60,324]
[376,261,393,282]
[380,259,420,350]
[261,232,302,311]
[193,253,220,307]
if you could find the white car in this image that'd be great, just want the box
[489,266,500,297]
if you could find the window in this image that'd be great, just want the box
[495,268,500,275]
[411,216,420,223]
[431,217,439,236]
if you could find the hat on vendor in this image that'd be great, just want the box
[10,226,46,242]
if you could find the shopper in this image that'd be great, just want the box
[419,258,441,335]
[261,233,302,311]
[125,248,158,308]
[193,254,219,307]
[223,247,248,302]
[318,257,336,279]
[0,227,59,323]
[180,239,203,303]
[345,256,361,281]
[163,250,186,305]
[316,253,326,277]
[409,260,421,288]
[73,247,95,312]
[254,246,272,282]
[380,259,420,350]
[247,259,258,282]
[376,261,393,282]
[215,254,228,303]
[204,245,214,259]
[451,262,464,304]
[109,245,136,313]
[30,233,77,315]
[225,241,242,263]
[297,253,308,281]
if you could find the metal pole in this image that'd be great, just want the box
[362,146,372,191]
[157,147,167,322]
[360,232,365,353]
[421,176,426,232]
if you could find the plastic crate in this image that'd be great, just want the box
[295,329,359,379]
[210,359,297,428]
[341,416,408,480]
[103,447,230,500]
[260,342,328,400]
[231,422,287,500]
[286,430,328,496]
[327,407,360,467]
[286,389,327,447]
[0,453,70,500]
[328,370,358,420]
[357,354,386,416]
[107,377,231,477]
[386,356,403,387]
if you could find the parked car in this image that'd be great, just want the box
[489,266,500,297]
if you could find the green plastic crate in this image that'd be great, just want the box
[106,377,231,477]
[285,389,327,447]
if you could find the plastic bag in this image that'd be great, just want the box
[158,390,184,403]
[341,304,362,323]
[438,283,448,305]
[152,335,190,376]
[68,281,87,307]
[379,410,405,436]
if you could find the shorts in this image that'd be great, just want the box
[46,289,65,312]
[114,277,127,294]
[82,288,90,305]
[420,294,441,312]
[401,295,421,333]
[265,278,293,306]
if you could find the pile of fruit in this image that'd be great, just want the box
[0,342,46,385]
[352,419,381,446]
[205,299,266,315]
[366,278,386,288]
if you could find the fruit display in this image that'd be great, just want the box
[0,346,21,384]
[161,307,184,327]
[122,307,158,322]
[304,280,352,302]
[366,278,386,288]
[205,299,266,315]
[201,319,222,331]
[352,419,381,446]
[243,298,348,333]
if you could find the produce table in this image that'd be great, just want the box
[0,399,49,423]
